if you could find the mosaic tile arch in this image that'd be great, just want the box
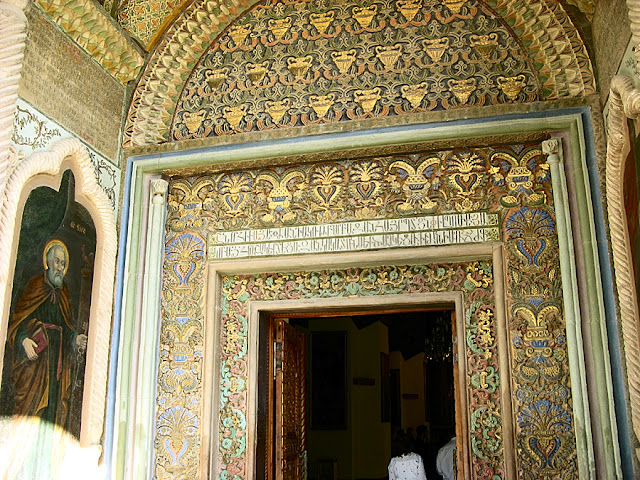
[123,0,594,147]
[157,141,578,479]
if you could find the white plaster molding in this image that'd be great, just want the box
[0,0,27,200]
[0,137,117,448]
[606,73,640,460]
[132,177,167,479]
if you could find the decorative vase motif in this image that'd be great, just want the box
[331,49,357,74]
[443,0,467,14]
[354,87,381,113]
[223,104,248,128]
[228,24,251,45]
[423,37,449,63]
[265,99,291,123]
[397,0,422,22]
[182,110,207,133]
[205,68,228,90]
[401,82,429,109]
[448,78,477,104]
[309,11,334,34]
[470,33,499,58]
[287,55,312,79]
[497,75,527,100]
[268,17,292,38]
[309,93,336,118]
[353,5,378,28]
[375,44,403,71]
[246,61,269,83]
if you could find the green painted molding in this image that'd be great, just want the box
[34,0,144,84]
[545,138,595,480]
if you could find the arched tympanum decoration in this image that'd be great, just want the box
[123,0,595,147]
[0,138,117,447]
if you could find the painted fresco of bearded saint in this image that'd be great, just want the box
[7,239,87,427]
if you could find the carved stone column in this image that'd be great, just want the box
[131,178,168,478]
[601,0,640,463]
[0,0,28,198]
[543,138,597,479]
[606,74,640,461]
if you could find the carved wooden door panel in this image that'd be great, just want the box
[274,319,307,480]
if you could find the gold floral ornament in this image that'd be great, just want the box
[218,172,253,218]
[497,74,527,101]
[228,24,252,46]
[375,44,403,71]
[265,99,291,124]
[476,309,495,359]
[348,160,385,218]
[223,105,248,129]
[309,93,336,118]
[309,11,335,34]
[470,33,499,58]
[514,305,559,363]
[268,17,292,39]
[309,163,345,219]
[389,156,440,213]
[331,49,357,75]
[182,110,207,134]
[401,82,429,109]
[352,5,378,28]
[491,149,545,207]
[205,68,229,90]
[446,152,486,212]
[246,61,269,84]
[423,37,450,64]
[448,78,477,105]
[287,55,313,80]
[397,0,422,22]
[354,87,381,114]
[256,170,305,224]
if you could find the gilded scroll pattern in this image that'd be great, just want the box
[124,0,594,147]
[156,231,205,479]
[159,142,577,479]
[171,0,543,140]
[221,262,500,478]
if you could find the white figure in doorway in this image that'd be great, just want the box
[388,438,427,480]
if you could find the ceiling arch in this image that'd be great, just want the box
[123,0,595,148]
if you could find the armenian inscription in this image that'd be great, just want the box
[207,212,499,259]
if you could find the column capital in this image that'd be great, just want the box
[151,178,168,204]
[542,138,562,165]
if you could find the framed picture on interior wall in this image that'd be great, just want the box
[310,331,346,429]
[381,352,390,422]
[0,170,96,443]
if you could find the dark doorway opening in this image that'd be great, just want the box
[257,309,458,480]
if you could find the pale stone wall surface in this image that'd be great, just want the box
[18,7,125,162]
[593,0,632,102]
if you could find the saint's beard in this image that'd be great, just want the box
[46,268,64,287]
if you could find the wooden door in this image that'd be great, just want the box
[451,310,463,480]
[274,318,307,480]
